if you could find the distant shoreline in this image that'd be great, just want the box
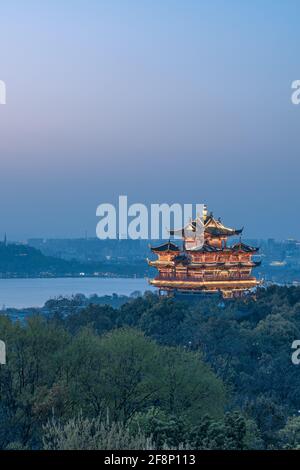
[0,277,152,309]
[0,274,146,280]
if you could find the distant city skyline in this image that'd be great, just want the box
[0,1,300,240]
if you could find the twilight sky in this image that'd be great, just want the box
[0,0,300,240]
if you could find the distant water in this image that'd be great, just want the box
[0,278,153,309]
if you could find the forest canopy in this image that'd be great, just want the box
[1,285,300,450]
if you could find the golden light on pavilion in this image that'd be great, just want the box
[148,207,261,299]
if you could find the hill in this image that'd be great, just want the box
[0,243,148,278]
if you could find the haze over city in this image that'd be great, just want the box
[0,0,300,240]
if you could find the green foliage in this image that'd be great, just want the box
[0,316,225,449]
[158,347,225,423]
[278,417,300,449]
[65,328,162,420]
[43,413,155,450]
[130,407,187,449]
[188,412,248,450]
[0,315,70,448]
[2,285,300,449]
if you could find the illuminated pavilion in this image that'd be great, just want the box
[148,206,261,298]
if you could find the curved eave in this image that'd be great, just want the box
[149,278,261,289]
[186,245,221,253]
[253,260,262,267]
[147,259,174,267]
[150,242,180,253]
[188,262,259,269]
[148,260,262,269]
[205,228,244,237]
[231,247,259,253]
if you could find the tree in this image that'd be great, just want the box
[159,347,225,423]
[130,407,188,448]
[43,413,155,450]
[278,417,300,449]
[63,328,162,421]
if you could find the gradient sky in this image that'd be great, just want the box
[0,0,300,240]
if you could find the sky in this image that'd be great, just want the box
[0,0,300,240]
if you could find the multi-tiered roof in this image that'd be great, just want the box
[148,207,261,298]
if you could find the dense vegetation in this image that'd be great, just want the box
[1,285,300,449]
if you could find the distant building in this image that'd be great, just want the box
[1,233,7,246]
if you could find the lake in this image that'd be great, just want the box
[0,277,153,309]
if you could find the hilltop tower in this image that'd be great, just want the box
[147,207,261,298]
